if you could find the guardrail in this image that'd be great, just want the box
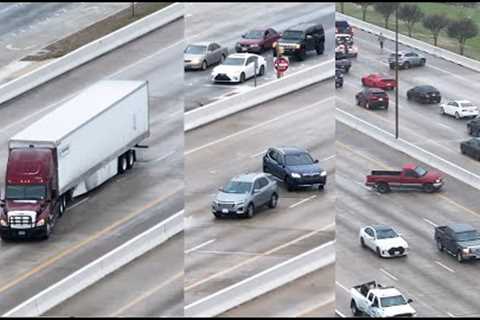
[337,12,480,73]
[337,108,480,191]
[184,59,334,132]
[184,240,335,317]
[3,210,184,317]
[0,3,184,106]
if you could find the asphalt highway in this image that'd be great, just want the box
[184,81,336,314]
[0,17,184,315]
[184,2,335,111]
[336,121,480,317]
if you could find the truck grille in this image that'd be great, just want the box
[8,215,34,229]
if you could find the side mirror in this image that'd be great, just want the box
[218,188,224,192]
[241,33,246,38]
[407,298,413,303]
[314,159,319,163]
[253,189,261,194]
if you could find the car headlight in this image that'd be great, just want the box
[291,172,301,178]
[36,219,45,227]
[435,179,441,183]
[190,58,201,64]
[0,219,7,227]
[294,44,301,49]
[320,170,327,177]
[463,248,470,254]
[235,201,245,206]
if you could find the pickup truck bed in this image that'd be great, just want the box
[370,170,402,176]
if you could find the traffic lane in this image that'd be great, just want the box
[184,2,335,110]
[0,30,185,312]
[221,262,335,317]
[45,233,183,317]
[185,82,335,225]
[336,123,480,316]
[0,3,128,67]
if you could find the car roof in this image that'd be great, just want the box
[336,20,350,26]
[232,172,266,182]
[274,146,308,155]
[449,223,476,233]
[286,22,321,32]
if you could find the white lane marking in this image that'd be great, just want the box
[321,154,336,161]
[298,295,335,316]
[435,261,455,273]
[184,239,216,254]
[447,312,455,317]
[68,197,89,210]
[289,195,317,209]
[380,268,398,281]
[335,309,347,318]
[423,218,438,227]
[148,150,175,164]
[196,250,261,257]
[335,281,349,293]
[185,97,333,155]
[250,149,267,158]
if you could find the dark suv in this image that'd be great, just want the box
[263,147,327,191]
[275,23,325,61]
[356,88,389,110]
[467,116,480,136]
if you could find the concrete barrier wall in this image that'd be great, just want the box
[184,240,335,317]
[337,108,480,191]
[0,3,184,106]
[336,12,480,73]
[3,210,184,317]
[184,59,334,132]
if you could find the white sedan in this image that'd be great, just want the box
[359,225,408,258]
[440,100,479,119]
[211,53,266,84]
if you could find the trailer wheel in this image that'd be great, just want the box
[127,150,135,170]
[118,155,128,174]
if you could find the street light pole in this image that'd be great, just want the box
[395,5,399,139]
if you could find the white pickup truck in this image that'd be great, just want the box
[350,281,416,317]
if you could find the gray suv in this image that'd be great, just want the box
[388,51,426,70]
[212,173,279,219]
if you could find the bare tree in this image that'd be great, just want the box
[447,17,479,55]
[339,2,345,14]
[356,2,373,21]
[398,4,424,37]
[374,3,400,29]
[422,14,450,46]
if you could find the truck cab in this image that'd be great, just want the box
[0,148,60,240]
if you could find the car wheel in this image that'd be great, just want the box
[366,102,370,110]
[457,250,464,263]
[220,54,225,63]
[423,183,435,193]
[420,58,426,66]
[213,212,222,219]
[360,237,366,248]
[285,177,295,192]
[407,92,412,100]
[240,72,246,83]
[259,65,265,76]
[201,60,208,70]
[440,107,445,115]
[461,146,466,155]
[318,184,325,191]
[351,299,361,316]
[297,49,306,61]
[376,183,390,193]
[455,112,461,120]
[245,203,255,219]
[268,193,278,209]
[404,62,410,69]
[376,247,383,257]
[468,126,474,135]
[436,239,444,251]
[316,45,323,55]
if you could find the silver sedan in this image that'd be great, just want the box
[184,41,229,71]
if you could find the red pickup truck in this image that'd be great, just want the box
[365,163,444,193]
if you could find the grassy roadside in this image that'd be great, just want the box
[23,2,171,61]
[336,3,480,61]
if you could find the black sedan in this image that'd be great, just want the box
[461,138,480,160]
[336,69,343,88]
[406,85,441,104]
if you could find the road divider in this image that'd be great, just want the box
[0,3,184,106]
[3,211,184,317]
[337,12,480,73]
[184,59,334,132]
[184,240,335,317]
[337,108,480,191]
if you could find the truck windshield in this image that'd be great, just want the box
[282,30,304,40]
[285,153,314,166]
[223,181,252,194]
[381,295,407,308]
[456,230,479,241]
[414,166,428,177]
[6,185,47,200]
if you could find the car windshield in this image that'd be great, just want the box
[282,30,304,40]
[6,185,47,200]
[223,181,252,194]
[371,91,386,97]
[381,295,407,308]
[285,153,314,166]
[414,166,428,177]
[223,57,245,66]
[456,230,480,241]
[185,45,206,54]
[244,30,263,39]
[376,228,398,239]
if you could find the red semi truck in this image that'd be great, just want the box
[0,80,150,240]
[365,163,444,193]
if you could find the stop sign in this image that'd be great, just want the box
[274,56,289,72]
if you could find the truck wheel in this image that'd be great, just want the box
[42,220,52,240]
[58,196,65,217]
[457,251,464,263]
[268,193,278,209]
[127,150,135,170]
[350,299,361,316]
[245,203,255,219]
[376,183,390,193]
[423,183,435,193]
[436,239,444,251]
[118,155,128,174]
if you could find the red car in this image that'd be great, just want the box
[356,88,389,110]
[361,73,396,90]
[365,163,444,193]
[235,28,281,54]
